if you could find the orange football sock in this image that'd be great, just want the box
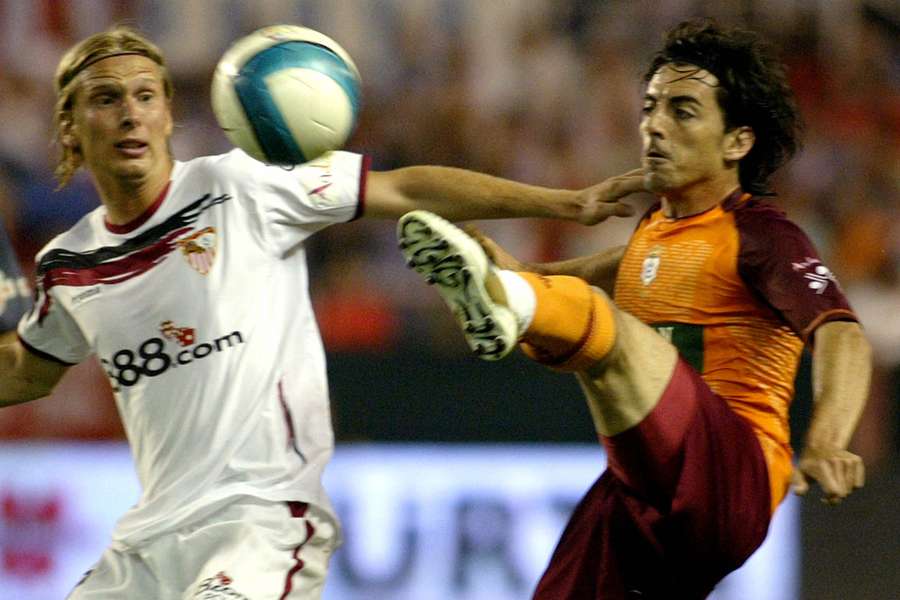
[516,272,616,372]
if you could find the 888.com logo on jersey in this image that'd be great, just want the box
[100,321,244,390]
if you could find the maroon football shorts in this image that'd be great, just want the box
[533,358,771,600]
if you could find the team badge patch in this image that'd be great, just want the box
[177,227,217,275]
[641,248,662,286]
[160,320,196,346]
[791,256,839,294]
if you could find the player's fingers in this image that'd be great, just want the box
[616,167,645,179]
[826,460,848,499]
[465,229,520,269]
[588,201,636,223]
[826,467,851,504]
[462,226,493,251]
[837,455,864,496]
[481,237,507,258]
[461,224,488,245]
[810,460,842,499]
[790,469,809,496]
[608,173,646,198]
[461,224,481,236]
[478,240,502,263]
[841,458,859,496]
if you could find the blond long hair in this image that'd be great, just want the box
[53,27,174,188]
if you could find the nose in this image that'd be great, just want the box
[120,97,141,129]
[640,107,666,139]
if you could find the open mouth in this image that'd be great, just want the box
[115,140,148,157]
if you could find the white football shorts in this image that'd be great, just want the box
[67,496,338,599]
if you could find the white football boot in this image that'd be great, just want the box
[398,210,518,360]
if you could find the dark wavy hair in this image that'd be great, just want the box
[643,19,802,195]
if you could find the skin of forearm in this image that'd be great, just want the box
[0,341,60,406]
[529,246,626,294]
[807,320,872,450]
[385,166,579,221]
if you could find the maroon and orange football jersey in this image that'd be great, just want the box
[614,190,856,506]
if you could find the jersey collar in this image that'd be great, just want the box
[104,181,171,234]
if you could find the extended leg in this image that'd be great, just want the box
[398,210,679,437]
[511,271,679,437]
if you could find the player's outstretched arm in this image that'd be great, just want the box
[0,338,68,407]
[363,167,643,225]
[792,320,871,504]
[464,226,626,296]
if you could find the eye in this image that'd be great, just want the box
[88,88,119,106]
[137,91,155,103]
[675,108,694,120]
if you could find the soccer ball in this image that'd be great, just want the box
[211,24,362,165]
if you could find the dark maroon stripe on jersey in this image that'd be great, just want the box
[35,226,191,324]
[33,193,232,324]
[278,379,307,462]
[287,501,308,519]
[36,193,230,275]
[105,181,171,234]
[280,519,316,600]
[42,226,191,285]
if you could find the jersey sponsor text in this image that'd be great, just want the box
[100,326,245,390]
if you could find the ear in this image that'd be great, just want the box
[723,126,755,161]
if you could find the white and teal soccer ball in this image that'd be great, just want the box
[211,24,362,165]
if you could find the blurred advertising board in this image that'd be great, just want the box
[0,443,797,599]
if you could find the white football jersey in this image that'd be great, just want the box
[18,149,368,550]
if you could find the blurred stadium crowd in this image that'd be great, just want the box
[0,1,897,465]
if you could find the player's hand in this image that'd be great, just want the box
[791,446,865,504]
[573,168,645,225]
[462,226,528,272]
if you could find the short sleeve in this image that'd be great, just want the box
[222,149,369,255]
[0,226,31,331]
[735,201,857,341]
[17,265,90,366]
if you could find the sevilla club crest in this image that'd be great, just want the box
[177,227,217,275]
[160,320,196,346]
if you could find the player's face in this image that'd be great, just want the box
[639,64,733,195]
[66,55,172,184]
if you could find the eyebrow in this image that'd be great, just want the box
[83,75,162,90]
[644,94,703,107]
[79,81,120,97]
